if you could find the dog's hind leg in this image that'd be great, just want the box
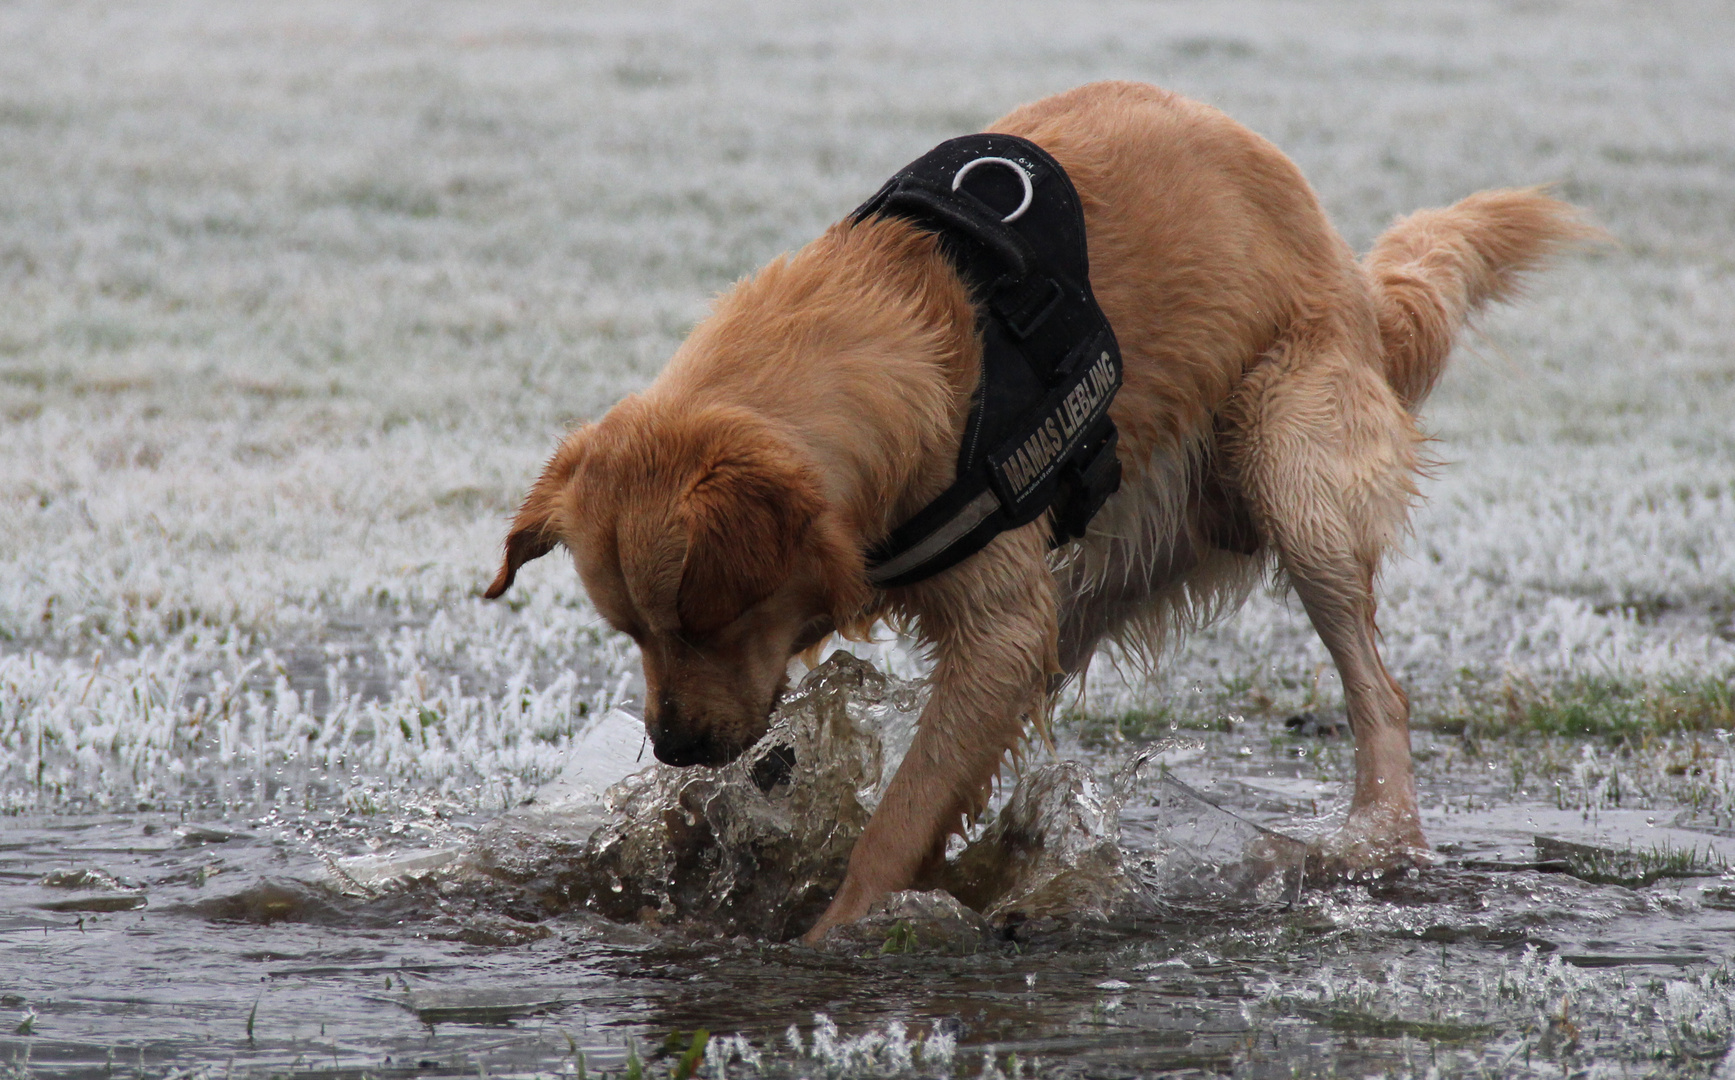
[1226,326,1429,865]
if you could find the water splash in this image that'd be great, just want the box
[945,761,1130,923]
[463,651,920,938]
[945,756,1306,926]
[459,652,1304,939]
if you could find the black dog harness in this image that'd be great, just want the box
[853,134,1124,588]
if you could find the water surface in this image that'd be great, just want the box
[7,660,1735,1079]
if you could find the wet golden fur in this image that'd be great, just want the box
[487,82,1595,940]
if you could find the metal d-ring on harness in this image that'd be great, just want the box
[852,134,1125,589]
[952,156,1035,221]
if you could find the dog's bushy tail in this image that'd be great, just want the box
[1364,186,1601,411]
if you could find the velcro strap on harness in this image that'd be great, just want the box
[853,134,1125,589]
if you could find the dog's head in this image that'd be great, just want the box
[486,399,867,767]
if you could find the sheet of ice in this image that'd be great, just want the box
[514,708,650,816]
[1426,806,1735,867]
[330,709,648,892]
[1119,774,1308,912]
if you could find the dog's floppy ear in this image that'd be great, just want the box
[484,432,589,600]
[675,427,824,633]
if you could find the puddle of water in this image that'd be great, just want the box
[4,654,1735,1078]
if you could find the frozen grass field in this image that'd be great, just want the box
[3,2,1735,1077]
[3,0,1734,812]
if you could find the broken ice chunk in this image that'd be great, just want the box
[460,707,651,895]
[1120,774,1306,911]
[331,846,464,893]
[522,707,650,813]
[946,762,1130,923]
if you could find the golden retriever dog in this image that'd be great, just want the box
[486,81,1591,941]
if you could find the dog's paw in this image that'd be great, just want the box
[1305,808,1430,881]
[809,890,989,956]
[799,877,882,944]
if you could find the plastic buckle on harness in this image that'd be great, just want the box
[1052,428,1122,544]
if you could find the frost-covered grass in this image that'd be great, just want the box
[2,0,1734,812]
[1260,950,1735,1077]
[0,630,623,812]
[560,1018,958,1080]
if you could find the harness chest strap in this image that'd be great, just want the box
[853,133,1126,588]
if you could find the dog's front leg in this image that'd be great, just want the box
[802,527,1056,942]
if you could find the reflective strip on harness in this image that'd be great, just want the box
[856,133,1125,589]
[864,489,1001,587]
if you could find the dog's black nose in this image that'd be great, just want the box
[651,728,720,767]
